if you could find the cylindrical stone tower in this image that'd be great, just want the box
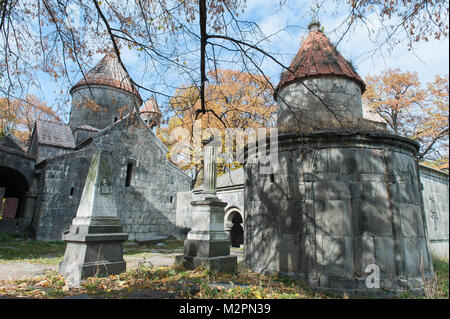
[140,98,162,129]
[243,22,434,294]
[275,20,366,132]
[69,51,143,131]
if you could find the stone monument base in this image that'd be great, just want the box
[175,255,237,273]
[59,219,128,286]
[176,197,237,273]
[183,239,231,257]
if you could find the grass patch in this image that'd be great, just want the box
[423,256,449,298]
[123,240,184,257]
[0,233,66,265]
[0,235,183,265]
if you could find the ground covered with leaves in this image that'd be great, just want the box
[0,233,448,299]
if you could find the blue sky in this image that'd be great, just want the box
[241,0,449,83]
[31,0,449,123]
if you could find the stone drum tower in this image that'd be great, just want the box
[243,21,434,294]
[69,51,143,132]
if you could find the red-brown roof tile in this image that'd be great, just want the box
[140,98,161,114]
[70,52,142,103]
[274,28,365,99]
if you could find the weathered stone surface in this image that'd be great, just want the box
[244,131,434,292]
[277,77,363,132]
[59,150,128,287]
[33,113,191,241]
[175,255,237,273]
[419,165,449,258]
[1,198,19,219]
[183,239,230,258]
[70,85,141,131]
[177,143,236,273]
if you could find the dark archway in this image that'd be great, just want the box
[225,210,244,248]
[230,212,244,247]
[0,166,29,219]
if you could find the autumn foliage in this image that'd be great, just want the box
[364,69,448,169]
[157,69,276,184]
[0,95,60,144]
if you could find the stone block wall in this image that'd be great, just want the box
[244,132,434,292]
[33,115,192,241]
[70,85,141,131]
[419,165,449,258]
[33,149,93,240]
[277,76,363,132]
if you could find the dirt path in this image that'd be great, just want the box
[0,249,244,281]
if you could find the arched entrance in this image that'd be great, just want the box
[0,166,29,219]
[224,209,244,248]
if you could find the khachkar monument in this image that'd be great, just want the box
[176,136,237,272]
[243,21,434,294]
[59,150,128,287]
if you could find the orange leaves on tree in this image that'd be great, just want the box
[364,69,448,165]
[0,94,60,144]
[157,69,276,184]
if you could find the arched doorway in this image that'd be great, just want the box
[0,166,29,219]
[224,209,244,248]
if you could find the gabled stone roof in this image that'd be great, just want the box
[274,22,366,99]
[0,133,28,153]
[70,51,142,103]
[73,124,101,132]
[35,120,75,149]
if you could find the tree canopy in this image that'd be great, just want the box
[363,69,448,168]
[158,68,276,185]
[0,94,60,143]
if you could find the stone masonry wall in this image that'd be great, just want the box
[34,115,192,241]
[244,132,434,291]
[277,76,363,132]
[33,149,93,240]
[419,165,449,258]
[70,85,141,131]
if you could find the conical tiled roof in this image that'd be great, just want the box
[274,23,365,99]
[70,51,142,102]
[140,98,161,114]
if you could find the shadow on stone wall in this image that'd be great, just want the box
[244,137,433,290]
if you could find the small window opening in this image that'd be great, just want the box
[170,196,173,203]
[270,174,274,183]
[70,187,75,196]
[125,163,133,187]
[114,117,118,123]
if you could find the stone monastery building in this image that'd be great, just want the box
[0,52,192,241]
[0,22,448,286]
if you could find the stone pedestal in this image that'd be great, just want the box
[176,197,237,272]
[59,150,128,287]
[59,217,127,286]
[177,137,237,272]
[176,198,237,272]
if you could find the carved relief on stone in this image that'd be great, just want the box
[429,197,440,232]
[99,178,111,195]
